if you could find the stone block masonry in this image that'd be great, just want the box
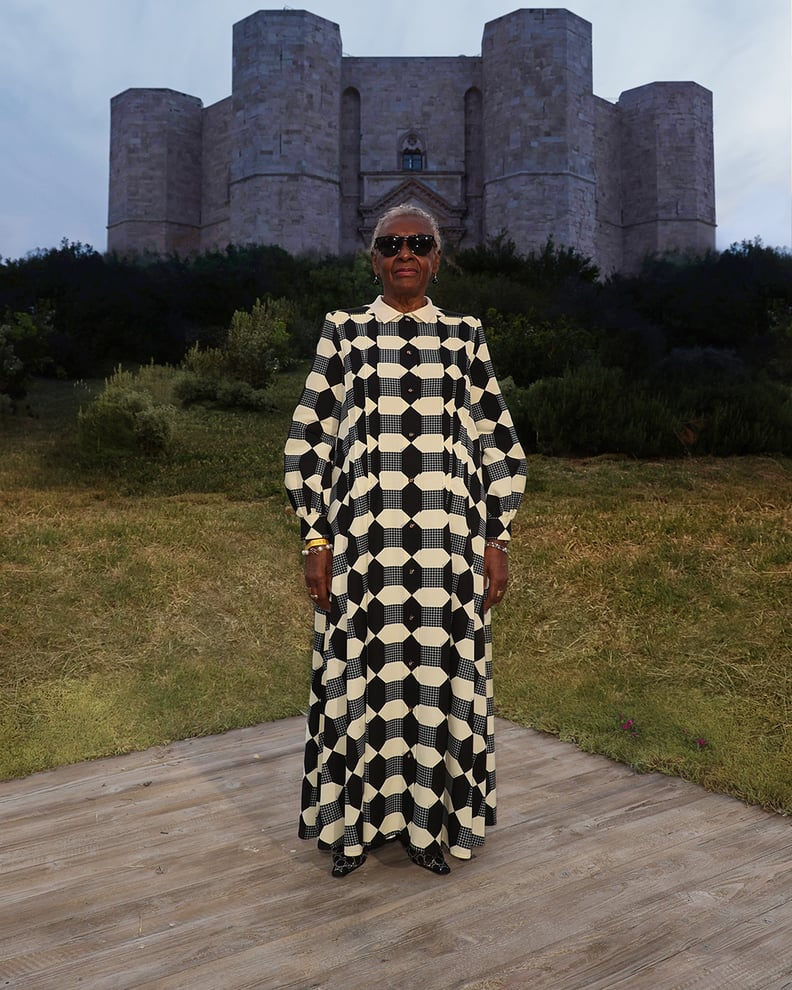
[107,7,715,274]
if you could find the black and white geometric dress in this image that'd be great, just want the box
[284,297,526,860]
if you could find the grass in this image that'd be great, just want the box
[1,372,791,815]
[1,371,310,777]
[496,456,792,813]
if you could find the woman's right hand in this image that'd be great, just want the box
[305,549,333,611]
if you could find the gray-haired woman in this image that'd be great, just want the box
[284,205,526,877]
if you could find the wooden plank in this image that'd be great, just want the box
[0,716,790,990]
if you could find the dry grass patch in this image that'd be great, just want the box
[1,486,311,777]
[1,372,312,778]
[2,376,791,816]
[495,456,792,813]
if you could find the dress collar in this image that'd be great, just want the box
[367,295,441,323]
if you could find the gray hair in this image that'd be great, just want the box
[370,205,442,253]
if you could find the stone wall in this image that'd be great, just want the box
[592,97,624,274]
[107,7,716,272]
[342,55,479,249]
[620,82,716,267]
[108,88,203,255]
[229,10,342,255]
[200,97,232,252]
[482,9,596,260]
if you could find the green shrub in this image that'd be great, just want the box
[499,376,535,452]
[177,296,293,408]
[513,362,792,458]
[181,342,227,381]
[485,310,596,387]
[173,370,274,411]
[676,379,792,455]
[214,377,273,411]
[133,361,180,405]
[172,369,221,406]
[225,296,293,387]
[0,308,54,400]
[525,364,679,457]
[78,367,173,458]
[0,332,25,401]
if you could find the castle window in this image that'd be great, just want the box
[402,149,423,171]
[399,133,426,171]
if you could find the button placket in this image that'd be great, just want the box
[400,330,422,635]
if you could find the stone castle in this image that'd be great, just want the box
[107,7,716,273]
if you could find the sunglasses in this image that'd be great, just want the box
[374,234,437,257]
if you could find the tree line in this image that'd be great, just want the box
[2,236,791,456]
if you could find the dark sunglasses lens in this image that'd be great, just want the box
[375,234,435,256]
[409,235,435,255]
[376,236,401,256]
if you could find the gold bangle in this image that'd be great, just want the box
[302,544,332,556]
[304,538,330,549]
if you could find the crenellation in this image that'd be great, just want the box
[107,8,716,272]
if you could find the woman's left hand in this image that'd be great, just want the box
[483,543,509,612]
[305,547,333,611]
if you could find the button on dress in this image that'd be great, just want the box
[284,297,526,860]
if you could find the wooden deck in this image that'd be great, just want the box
[1,717,791,990]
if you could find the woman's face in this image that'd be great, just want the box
[371,214,441,308]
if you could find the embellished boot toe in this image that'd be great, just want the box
[406,843,451,876]
[330,847,367,878]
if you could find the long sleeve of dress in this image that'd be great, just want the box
[283,316,344,541]
[469,320,527,541]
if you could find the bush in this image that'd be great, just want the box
[499,376,536,452]
[0,308,54,400]
[674,378,792,456]
[177,296,293,408]
[133,361,180,405]
[180,343,227,382]
[485,310,596,387]
[0,331,25,402]
[644,351,792,454]
[214,377,273,411]
[225,296,293,386]
[78,367,173,458]
[173,369,274,411]
[525,364,679,457]
[172,369,222,406]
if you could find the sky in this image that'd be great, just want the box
[0,0,790,261]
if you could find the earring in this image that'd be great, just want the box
[373,273,380,285]
[432,274,439,284]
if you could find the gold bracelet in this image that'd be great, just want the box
[304,538,330,549]
[302,544,332,556]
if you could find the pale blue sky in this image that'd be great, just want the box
[0,0,789,260]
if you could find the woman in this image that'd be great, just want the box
[284,205,526,877]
